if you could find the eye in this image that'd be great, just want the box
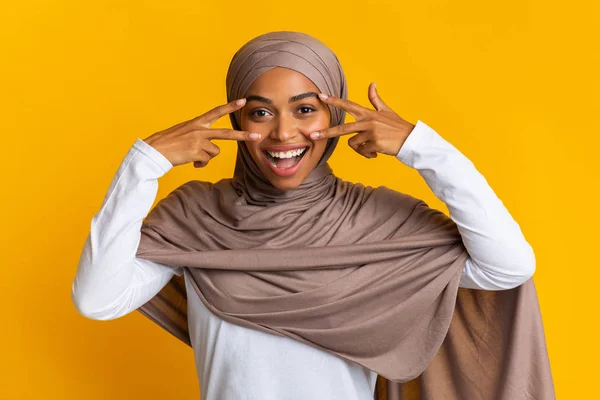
[298,106,316,114]
[250,109,271,118]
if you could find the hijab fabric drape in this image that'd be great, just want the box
[135,31,555,399]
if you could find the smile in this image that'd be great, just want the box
[262,146,309,177]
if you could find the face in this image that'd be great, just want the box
[239,67,331,191]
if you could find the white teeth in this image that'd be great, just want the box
[267,147,307,159]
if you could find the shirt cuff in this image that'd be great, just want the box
[395,119,433,167]
[133,138,174,174]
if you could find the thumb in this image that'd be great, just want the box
[368,82,391,112]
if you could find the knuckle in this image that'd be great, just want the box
[188,129,203,141]
[198,151,210,162]
[351,138,364,149]
[190,135,203,151]
[369,121,382,136]
[189,118,206,130]
[210,144,221,156]
[362,110,374,120]
[220,130,232,139]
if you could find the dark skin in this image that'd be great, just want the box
[240,67,418,190]
[310,84,416,158]
[239,67,331,190]
[144,66,416,192]
[143,99,261,167]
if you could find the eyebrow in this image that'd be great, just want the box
[245,92,319,105]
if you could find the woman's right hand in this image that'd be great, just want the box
[143,98,261,168]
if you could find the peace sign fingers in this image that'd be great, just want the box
[193,98,247,127]
[317,93,374,120]
[309,120,372,140]
[312,83,415,158]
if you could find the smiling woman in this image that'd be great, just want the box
[241,67,331,188]
[72,30,554,400]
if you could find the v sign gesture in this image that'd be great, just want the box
[143,98,261,168]
[310,82,416,158]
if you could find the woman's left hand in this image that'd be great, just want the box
[310,82,415,158]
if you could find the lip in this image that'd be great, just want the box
[262,148,308,177]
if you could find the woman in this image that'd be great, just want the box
[72,31,553,399]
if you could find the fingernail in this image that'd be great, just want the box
[310,132,321,139]
[373,81,377,89]
[318,93,328,100]
[236,98,246,106]
[249,132,261,140]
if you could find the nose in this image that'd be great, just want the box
[269,113,299,142]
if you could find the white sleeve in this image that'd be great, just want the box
[71,138,184,321]
[396,120,536,290]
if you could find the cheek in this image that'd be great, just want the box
[240,114,265,133]
[244,141,264,161]
[298,114,331,141]
[302,115,329,162]
[303,118,328,131]
[312,140,328,159]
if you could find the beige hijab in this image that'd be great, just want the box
[135,31,554,399]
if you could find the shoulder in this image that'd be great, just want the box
[151,179,217,213]
[345,179,424,208]
[335,178,425,216]
[167,179,235,199]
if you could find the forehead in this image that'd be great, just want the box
[245,67,319,98]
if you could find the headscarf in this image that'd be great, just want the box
[227,30,346,206]
[135,31,555,399]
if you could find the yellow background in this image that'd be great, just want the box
[2,0,597,398]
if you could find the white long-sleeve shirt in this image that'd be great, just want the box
[71,119,536,400]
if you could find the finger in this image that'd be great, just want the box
[309,120,372,140]
[368,82,392,112]
[166,119,193,133]
[197,98,247,126]
[193,150,211,166]
[203,141,221,157]
[347,131,371,150]
[202,128,261,141]
[356,141,379,159]
[193,160,208,168]
[318,93,371,119]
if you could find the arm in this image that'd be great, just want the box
[396,120,535,290]
[71,138,183,320]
